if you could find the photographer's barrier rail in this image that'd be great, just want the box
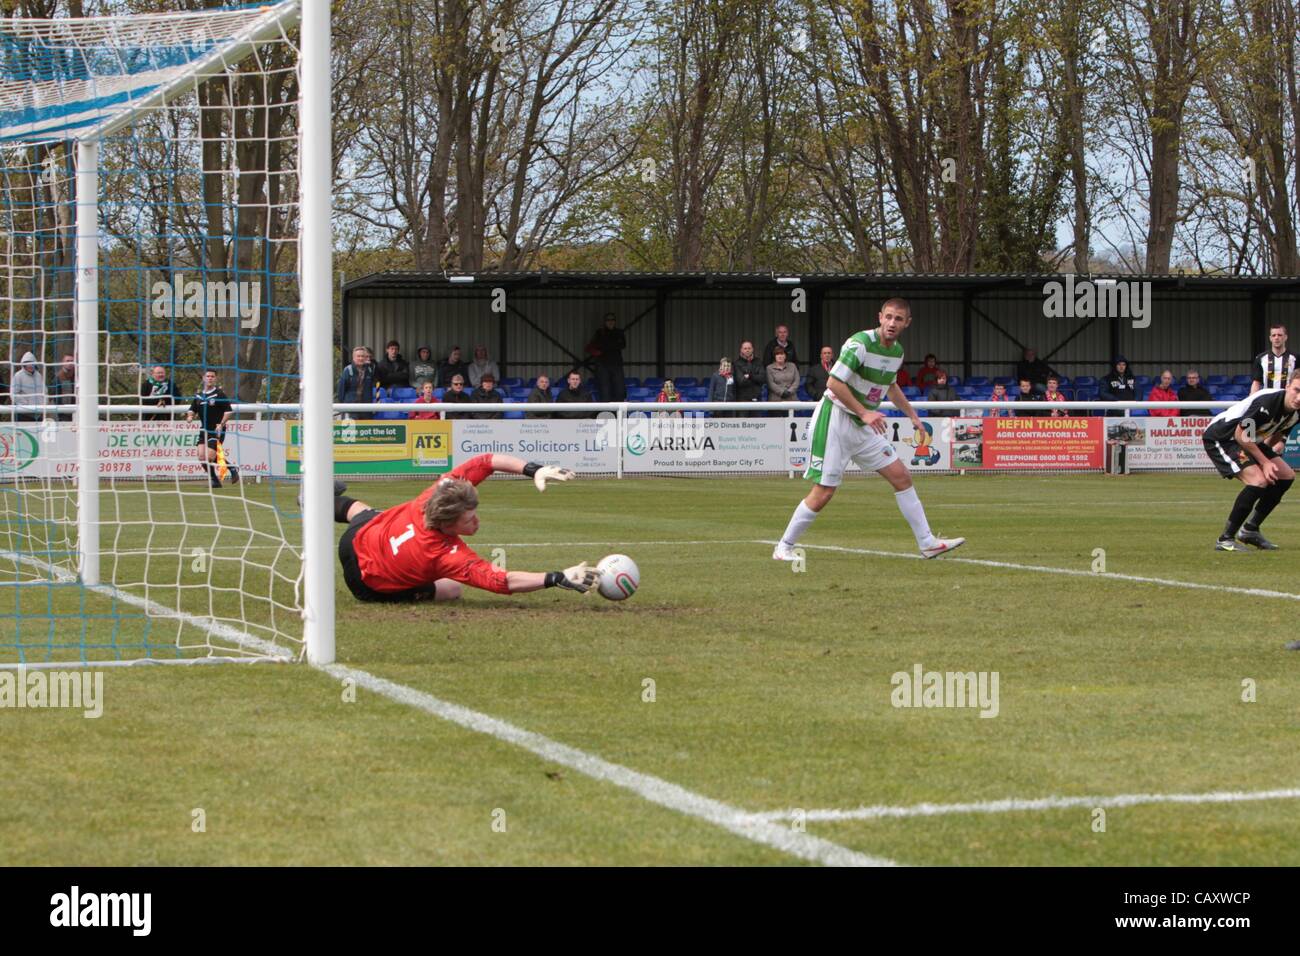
[6,401,1294,477]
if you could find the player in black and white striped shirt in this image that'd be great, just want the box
[1250,323,1298,400]
[1203,372,1300,551]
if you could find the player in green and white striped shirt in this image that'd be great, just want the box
[774,297,965,560]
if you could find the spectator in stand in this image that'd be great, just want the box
[337,345,377,418]
[587,313,627,403]
[1014,377,1036,409]
[376,340,410,389]
[984,381,1012,418]
[765,346,799,417]
[555,370,594,419]
[11,351,46,421]
[926,370,958,416]
[1178,368,1213,415]
[805,346,833,402]
[411,346,437,389]
[914,353,944,391]
[655,379,682,417]
[762,324,799,369]
[1147,368,1179,417]
[525,374,554,418]
[437,346,470,389]
[50,354,75,418]
[468,373,504,419]
[467,344,500,388]
[1015,347,1057,393]
[733,341,765,408]
[141,364,181,422]
[1099,356,1136,417]
[440,374,473,418]
[1043,375,1067,418]
[895,363,913,388]
[709,358,735,416]
[408,381,442,420]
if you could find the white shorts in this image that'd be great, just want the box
[804,398,901,486]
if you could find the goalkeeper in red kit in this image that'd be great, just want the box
[329,453,598,602]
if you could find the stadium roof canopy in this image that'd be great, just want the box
[344,270,1300,295]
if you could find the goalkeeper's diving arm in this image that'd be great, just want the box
[487,454,576,491]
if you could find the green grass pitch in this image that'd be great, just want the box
[3,472,1300,865]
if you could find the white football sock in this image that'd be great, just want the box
[780,501,819,547]
[895,487,936,548]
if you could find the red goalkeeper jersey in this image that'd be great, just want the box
[350,454,510,594]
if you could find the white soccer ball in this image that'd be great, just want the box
[596,554,640,601]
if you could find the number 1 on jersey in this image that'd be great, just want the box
[390,522,416,555]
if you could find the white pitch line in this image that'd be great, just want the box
[769,541,1300,602]
[740,787,1300,824]
[320,662,894,867]
[1,549,890,865]
[0,550,293,661]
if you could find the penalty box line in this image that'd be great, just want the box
[740,787,1300,824]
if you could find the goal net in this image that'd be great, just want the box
[0,1,332,666]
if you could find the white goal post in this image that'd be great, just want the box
[0,0,334,666]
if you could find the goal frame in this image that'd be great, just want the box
[61,0,334,664]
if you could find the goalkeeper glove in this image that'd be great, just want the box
[545,563,597,593]
[523,462,576,492]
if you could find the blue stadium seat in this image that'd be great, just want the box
[992,376,1013,386]
[674,377,699,388]
[504,409,525,420]
[1135,375,1151,387]
[391,387,417,402]
[946,376,961,386]
[1055,376,1070,386]
[1073,376,1096,387]
[501,377,523,388]
[1232,375,1252,386]
[623,377,641,388]
[1074,386,1097,402]
[434,387,445,399]
[1206,375,1229,386]
[642,376,664,390]
[967,376,989,387]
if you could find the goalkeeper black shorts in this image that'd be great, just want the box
[337,508,438,603]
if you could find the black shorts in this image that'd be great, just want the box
[195,430,223,450]
[337,509,438,603]
[1204,436,1280,479]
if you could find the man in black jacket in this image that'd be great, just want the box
[1099,356,1137,417]
[804,345,833,402]
[1178,368,1213,415]
[762,324,799,369]
[437,346,470,388]
[376,340,410,389]
[1015,347,1057,392]
[140,364,181,422]
[440,374,474,418]
[734,341,766,406]
[468,374,505,420]
[588,314,627,402]
[526,374,554,418]
[555,370,594,419]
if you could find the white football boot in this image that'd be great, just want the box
[921,536,965,559]
[772,542,799,561]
